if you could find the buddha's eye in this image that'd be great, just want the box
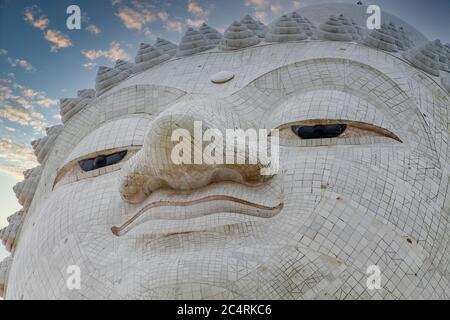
[277,120,401,147]
[291,124,347,139]
[54,148,138,188]
[79,151,128,172]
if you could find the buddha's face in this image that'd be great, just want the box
[6,42,450,299]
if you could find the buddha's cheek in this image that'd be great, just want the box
[9,173,125,291]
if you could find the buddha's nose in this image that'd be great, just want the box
[119,110,276,204]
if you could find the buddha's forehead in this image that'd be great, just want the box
[88,41,447,136]
[106,41,409,98]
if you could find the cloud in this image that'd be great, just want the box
[44,29,73,52]
[82,42,129,62]
[0,49,7,55]
[86,24,101,35]
[5,127,16,132]
[81,13,101,35]
[0,80,13,102]
[36,98,58,108]
[143,27,156,39]
[12,96,32,109]
[0,138,38,180]
[16,86,49,103]
[185,18,205,28]
[0,107,48,133]
[243,0,311,22]
[245,0,267,5]
[164,20,183,33]
[21,88,39,98]
[244,0,293,23]
[255,11,268,22]
[0,79,56,133]
[244,0,270,22]
[158,11,169,22]
[23,5,49,30]
[7,58,34,72]
[115,1,182,36]
[244,0,268,9]
[22,6,71,53]
[270,3,283,14]
[187,0,207,17]
[0,108,32,125]
[112,0,122,5]
[82,62,97,70]
[186,0,211,27]
[116,4,157,30]
[216,25,227,34]
[0,164,29,180]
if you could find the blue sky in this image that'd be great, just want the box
[0,0,449,261]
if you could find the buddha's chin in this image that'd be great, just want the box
[112,240,304,300]
[127,281,243,300]
[117,256,258,299]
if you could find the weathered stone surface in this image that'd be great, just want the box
[133,43,171,74]
[403,41,442,76]
[318,15,353,41]
[13,167,42,211]
[210,71,235,84]
[351,19,363,39]
[441,72,450,92]
[429,40,450,72]
[363,24,399,52]
[78,89,96,99]
[0,257,12,298]
[176,28,210,57]
[155,37,178,57]
[199,23,222,47]
[219,21,260,51]
[31,126,63,165]
[338,14,358,40]
[3,3,450,301]
[0,210,24,253]
[289,12,315,37]
[398,26,413,49]
[95,65,133,96]
[387,22,406,51]
[115,59,134,78]
[241,15,266,38]
[257,20,268,37]
[445,43,450,71]
[60,89,95,124]
[265,15,308,42]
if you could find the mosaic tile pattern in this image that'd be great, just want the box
[1,3,449,300]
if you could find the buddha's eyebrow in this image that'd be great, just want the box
[61,117,151,168]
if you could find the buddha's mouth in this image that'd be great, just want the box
[111,182,283,237]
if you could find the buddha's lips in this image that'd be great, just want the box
[111,189,283,237]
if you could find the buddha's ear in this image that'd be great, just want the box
[0,256,12,298]
[3,125,62,259]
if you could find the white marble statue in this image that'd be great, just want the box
[0,3,449,300]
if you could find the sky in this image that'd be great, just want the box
[0,0,449,261]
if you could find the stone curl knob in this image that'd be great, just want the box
[210,71,235,84]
